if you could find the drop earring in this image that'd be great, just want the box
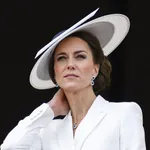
[54,76,59,87]
[91,76,96,86]
[56,83,59,87]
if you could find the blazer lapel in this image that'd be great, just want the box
[56,95,109,150]
[56,112,75,150]
[74,95,109,150]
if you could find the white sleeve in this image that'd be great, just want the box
[1,103,54,150]
[120,102,146,150]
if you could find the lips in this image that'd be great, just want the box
[64,74,79,78]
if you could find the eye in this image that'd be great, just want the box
[57,56,66,61]
[76,55,86,60]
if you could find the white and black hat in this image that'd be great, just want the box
[29,8,130,89]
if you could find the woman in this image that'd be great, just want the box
[1,9,146,150]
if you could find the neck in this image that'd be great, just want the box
[64,86,96,123]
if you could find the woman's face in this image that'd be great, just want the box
[54,37,99,91]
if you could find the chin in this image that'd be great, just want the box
[61,83,82,92]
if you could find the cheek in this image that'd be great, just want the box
[54,63,65,77]
[81,64,94,77]
[54,65,60,76]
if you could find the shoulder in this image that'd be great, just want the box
[108,101,143,122]
[109,101,142,113]
[96,95,143,117]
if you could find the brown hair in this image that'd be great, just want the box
[49,31,112,95]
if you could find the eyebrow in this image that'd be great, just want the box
[56,50,87,57]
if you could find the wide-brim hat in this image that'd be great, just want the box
[29,8,130,90]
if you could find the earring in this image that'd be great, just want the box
[91,76,96,86]
[55,83,59,87]
[54,76,59,87]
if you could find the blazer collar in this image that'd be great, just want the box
[57,95,109,150]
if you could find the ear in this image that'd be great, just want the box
[93,64,99,77]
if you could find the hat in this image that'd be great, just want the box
[29,8,130,90]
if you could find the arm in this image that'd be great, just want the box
[120,102,146,150]
[1,89,69,150]
[1,103,54,150]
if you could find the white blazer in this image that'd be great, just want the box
[1,95,146,150]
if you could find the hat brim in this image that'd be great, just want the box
[29,13,130,89]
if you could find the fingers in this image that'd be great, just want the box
[55,89,64,99]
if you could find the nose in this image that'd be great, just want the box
[67,59,75,70]
[67,65,75,70]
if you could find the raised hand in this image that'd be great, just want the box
[48,89,70,117]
